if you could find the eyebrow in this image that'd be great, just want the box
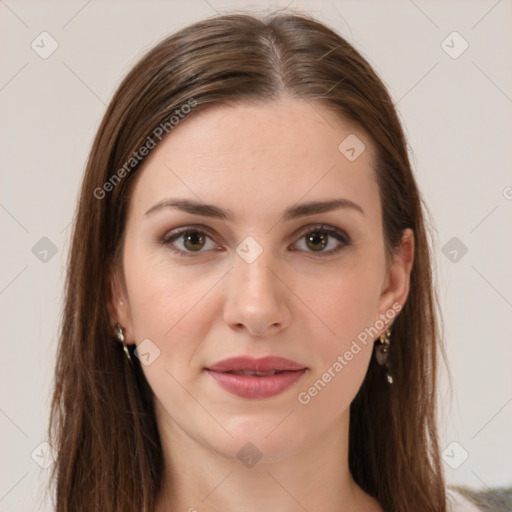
[144,197,365,221]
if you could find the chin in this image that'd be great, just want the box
[202,412,312,466]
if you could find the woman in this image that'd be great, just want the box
[48,10,480,512]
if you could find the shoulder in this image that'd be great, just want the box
[446,487,482,512]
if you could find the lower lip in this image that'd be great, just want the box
[205,369,307,399]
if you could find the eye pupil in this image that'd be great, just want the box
[306,231,328,251]
[183,231,205,251]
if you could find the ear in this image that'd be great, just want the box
[375,228,415,328]
[108,263,135,345]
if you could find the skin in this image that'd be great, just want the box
[110,96,414,512]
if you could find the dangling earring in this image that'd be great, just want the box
[115,323,131,362]
[375,328,393,384]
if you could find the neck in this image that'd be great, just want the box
[153,407,382,512]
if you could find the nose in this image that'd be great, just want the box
[223,247,292,337]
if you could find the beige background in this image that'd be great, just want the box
[1,0,511,510]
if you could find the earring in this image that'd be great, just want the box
[375,329,393,384]
[115,323,132,362]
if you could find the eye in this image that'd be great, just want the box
[162,227,218,257]
[292,225,350,255]
[161,224,351,258]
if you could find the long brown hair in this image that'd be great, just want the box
[48,10,446,511]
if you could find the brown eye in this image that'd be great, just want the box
[305,231,328,252]
[293,226,350,255]
[162,228,218,257]
[183,231,206,251]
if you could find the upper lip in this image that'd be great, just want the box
[206,356,306,373]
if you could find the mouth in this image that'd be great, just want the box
[222,369,288,376]
[204,356,307,399]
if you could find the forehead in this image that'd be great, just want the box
[127,96,380,224]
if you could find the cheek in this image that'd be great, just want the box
[295,278,377,417]
[122,247,220,365]
[293,257,383,406]
[122,254,220,415]
[301,256,384,344]
[124,238,215,324]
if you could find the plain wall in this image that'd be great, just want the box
[1,0,510,510]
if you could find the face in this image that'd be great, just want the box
[111,96,413,465]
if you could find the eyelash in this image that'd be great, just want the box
[160,224,351,259]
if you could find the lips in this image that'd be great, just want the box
[227,369,282,376]
[205,356,307,399]
[207,356,306,373]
